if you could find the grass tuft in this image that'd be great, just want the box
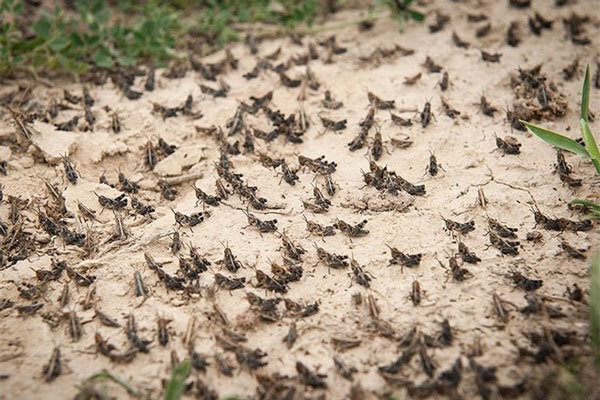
[1,0,426,78]
[0,0,180,76]
[522,65,600,175]
[522,65,600,219]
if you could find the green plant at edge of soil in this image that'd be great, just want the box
[381,0,425,30]
[192,0,318,49]
[0,0,180,76]
[521,65,600,218]
[164,358,191,400]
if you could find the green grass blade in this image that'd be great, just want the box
[581,65,590,122]
[591,252,600,370]
[591,159,600,176]
[569,199,600,219]
[521,120,590,157]
[164,358,191,400]
[580,119,600,160]
[86,370,142,398]
[569,199,600,211]
[580,119,600,175]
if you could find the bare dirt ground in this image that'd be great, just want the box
[1,1,599,399]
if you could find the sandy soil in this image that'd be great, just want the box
[1,1,599,399]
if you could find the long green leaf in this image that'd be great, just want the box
[590,159,600,176]
[581,119,600,160]
[580,119,600,174]
[86,370,142,398]
[164,359,190,400]
[570,199,600,219]
[569,199,600,211]
[521,120,590,157]
[581,65,590,122]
